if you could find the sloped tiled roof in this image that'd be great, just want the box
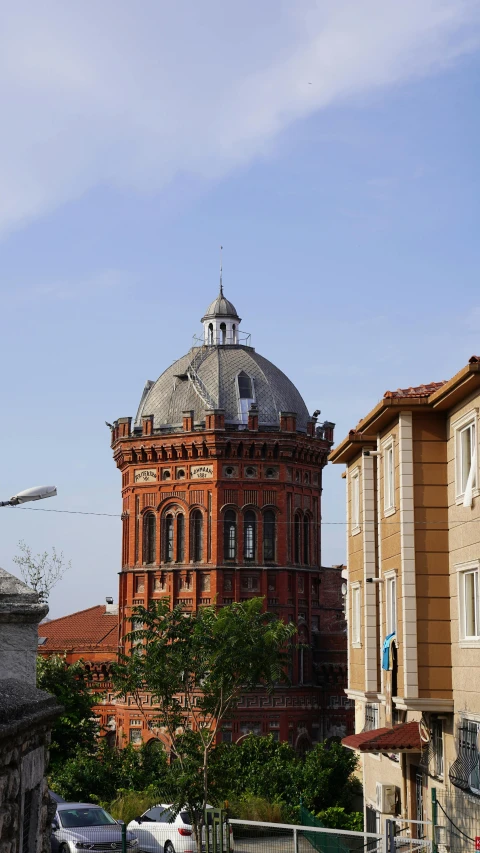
[383,381,446,399]
[38,605,118,651]
[342,721,423,753]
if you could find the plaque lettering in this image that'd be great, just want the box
[191,465,214,480]
[134,469,157,483]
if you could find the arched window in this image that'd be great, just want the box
[232,323,237,343]
[165,514,174,563]
[263,510,276,561]
[244,510,256,561]
[294,513,302,565]
[220,322,226,345]
[177,514,185,563]
[208,323,213,345]
[303,515,311,565]
[143,513,156,564]
[191,510,203,562]
[224,510,237,560]
[237,372,254,424]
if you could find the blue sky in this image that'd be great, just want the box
[1,0,479,618]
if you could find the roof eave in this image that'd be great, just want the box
[429,361,480,410]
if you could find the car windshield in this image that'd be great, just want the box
[59,808,117,828]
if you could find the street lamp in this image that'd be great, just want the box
[0,486,57,508]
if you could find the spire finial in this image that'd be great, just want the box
[219,245,223,296]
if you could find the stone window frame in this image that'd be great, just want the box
[351,582,362,648]
[456,560,480,646]
[350,467,361,536]
[382,435,396,517]
[453,408,479,504]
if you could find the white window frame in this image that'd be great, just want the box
[453,410,478,504]
[456,561,480,644]
[385,571,397,636]
[351,583,361,647]
[383,438,396,516]
[350,467,361,535]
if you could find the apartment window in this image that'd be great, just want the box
[263,510,276,561]
[165,514,174,562]
[458,563,480,640]
[190,510,203,562]
[351,584,361,646]
[241,575,259,591]
[200,572,210,593]
[351,470,360,534]
[224,575,233,592]
[432,719,444,777]
[129,729,142,744]
[386,574,397,635]
[143,512,156,564]
[177,514,185,562]
[135,575,145,594]
[384,441,395,513]
[364,703,379,731]
[455,415,477,500]
[451,721,480,794]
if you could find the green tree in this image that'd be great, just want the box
[51,740,169,803]
[37,655,99,772]
[112,598,295,849]
[211,734,299,806]
[299,742,361,813]
[315,807,363,832]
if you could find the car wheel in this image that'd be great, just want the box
[59,845,70,853]
[164,843,176,853]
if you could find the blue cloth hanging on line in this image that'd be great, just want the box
[382,632,396,670]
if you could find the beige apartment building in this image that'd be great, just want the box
[329,356,480,848]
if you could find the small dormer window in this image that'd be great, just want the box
[238,372,253,398]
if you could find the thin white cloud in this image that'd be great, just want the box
[0,0,479,234]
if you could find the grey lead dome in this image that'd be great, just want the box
[136,345,310,432]
[135,287,310,432]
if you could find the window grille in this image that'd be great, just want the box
[449,721,480,793]
[364,704,379,731]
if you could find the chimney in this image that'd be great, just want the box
[105,597,118,615]
[205,409,225,431]
[280,411,297,432]
[182,410,194,432]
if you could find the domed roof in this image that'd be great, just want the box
[201,286,240,321]
[136,345,310,432]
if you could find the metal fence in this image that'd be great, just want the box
[229,819,385,853]
[433,787,480,853]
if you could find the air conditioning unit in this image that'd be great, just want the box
[376,783,397,814]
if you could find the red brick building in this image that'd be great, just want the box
[109,286,351,749]
[38,285,352,750]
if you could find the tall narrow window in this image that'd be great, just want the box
[303,515,310,565]
[220,322,226,345]
[191,510,203,562]
[294,513,301,564]
[351,470,360,533]
[457,420,477,497]
[177,514,185,563]
[224,510,237,560]
[263,510,275,561]
[244,510,256,560]
[208,323,213,345]
[351,585,361,645]
[459,565,480,639]
[232,323,237,343]
[165,514,174,562]
[384,442,395,512]
[143,513,156,564]
[386,574,397,635]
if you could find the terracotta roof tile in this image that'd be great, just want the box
[383,382,446,399]
[469,355,480,364]
[342,721,423,753]
[38,605,118,651]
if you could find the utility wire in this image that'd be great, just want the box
[13,506,480,527]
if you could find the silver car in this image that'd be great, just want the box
[51,803,139,853]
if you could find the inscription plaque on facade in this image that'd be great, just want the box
[191,465,214,480]
[134,469,157,483]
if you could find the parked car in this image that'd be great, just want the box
[49,790,66,804]
[128,804,234,853]
[51,803,139,853]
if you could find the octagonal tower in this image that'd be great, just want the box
[111,286,336,750]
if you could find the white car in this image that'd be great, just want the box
[128,804,234,853]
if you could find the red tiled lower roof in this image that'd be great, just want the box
[342,721,423,753]
[384,382,446,399]
[38,605,118,651]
